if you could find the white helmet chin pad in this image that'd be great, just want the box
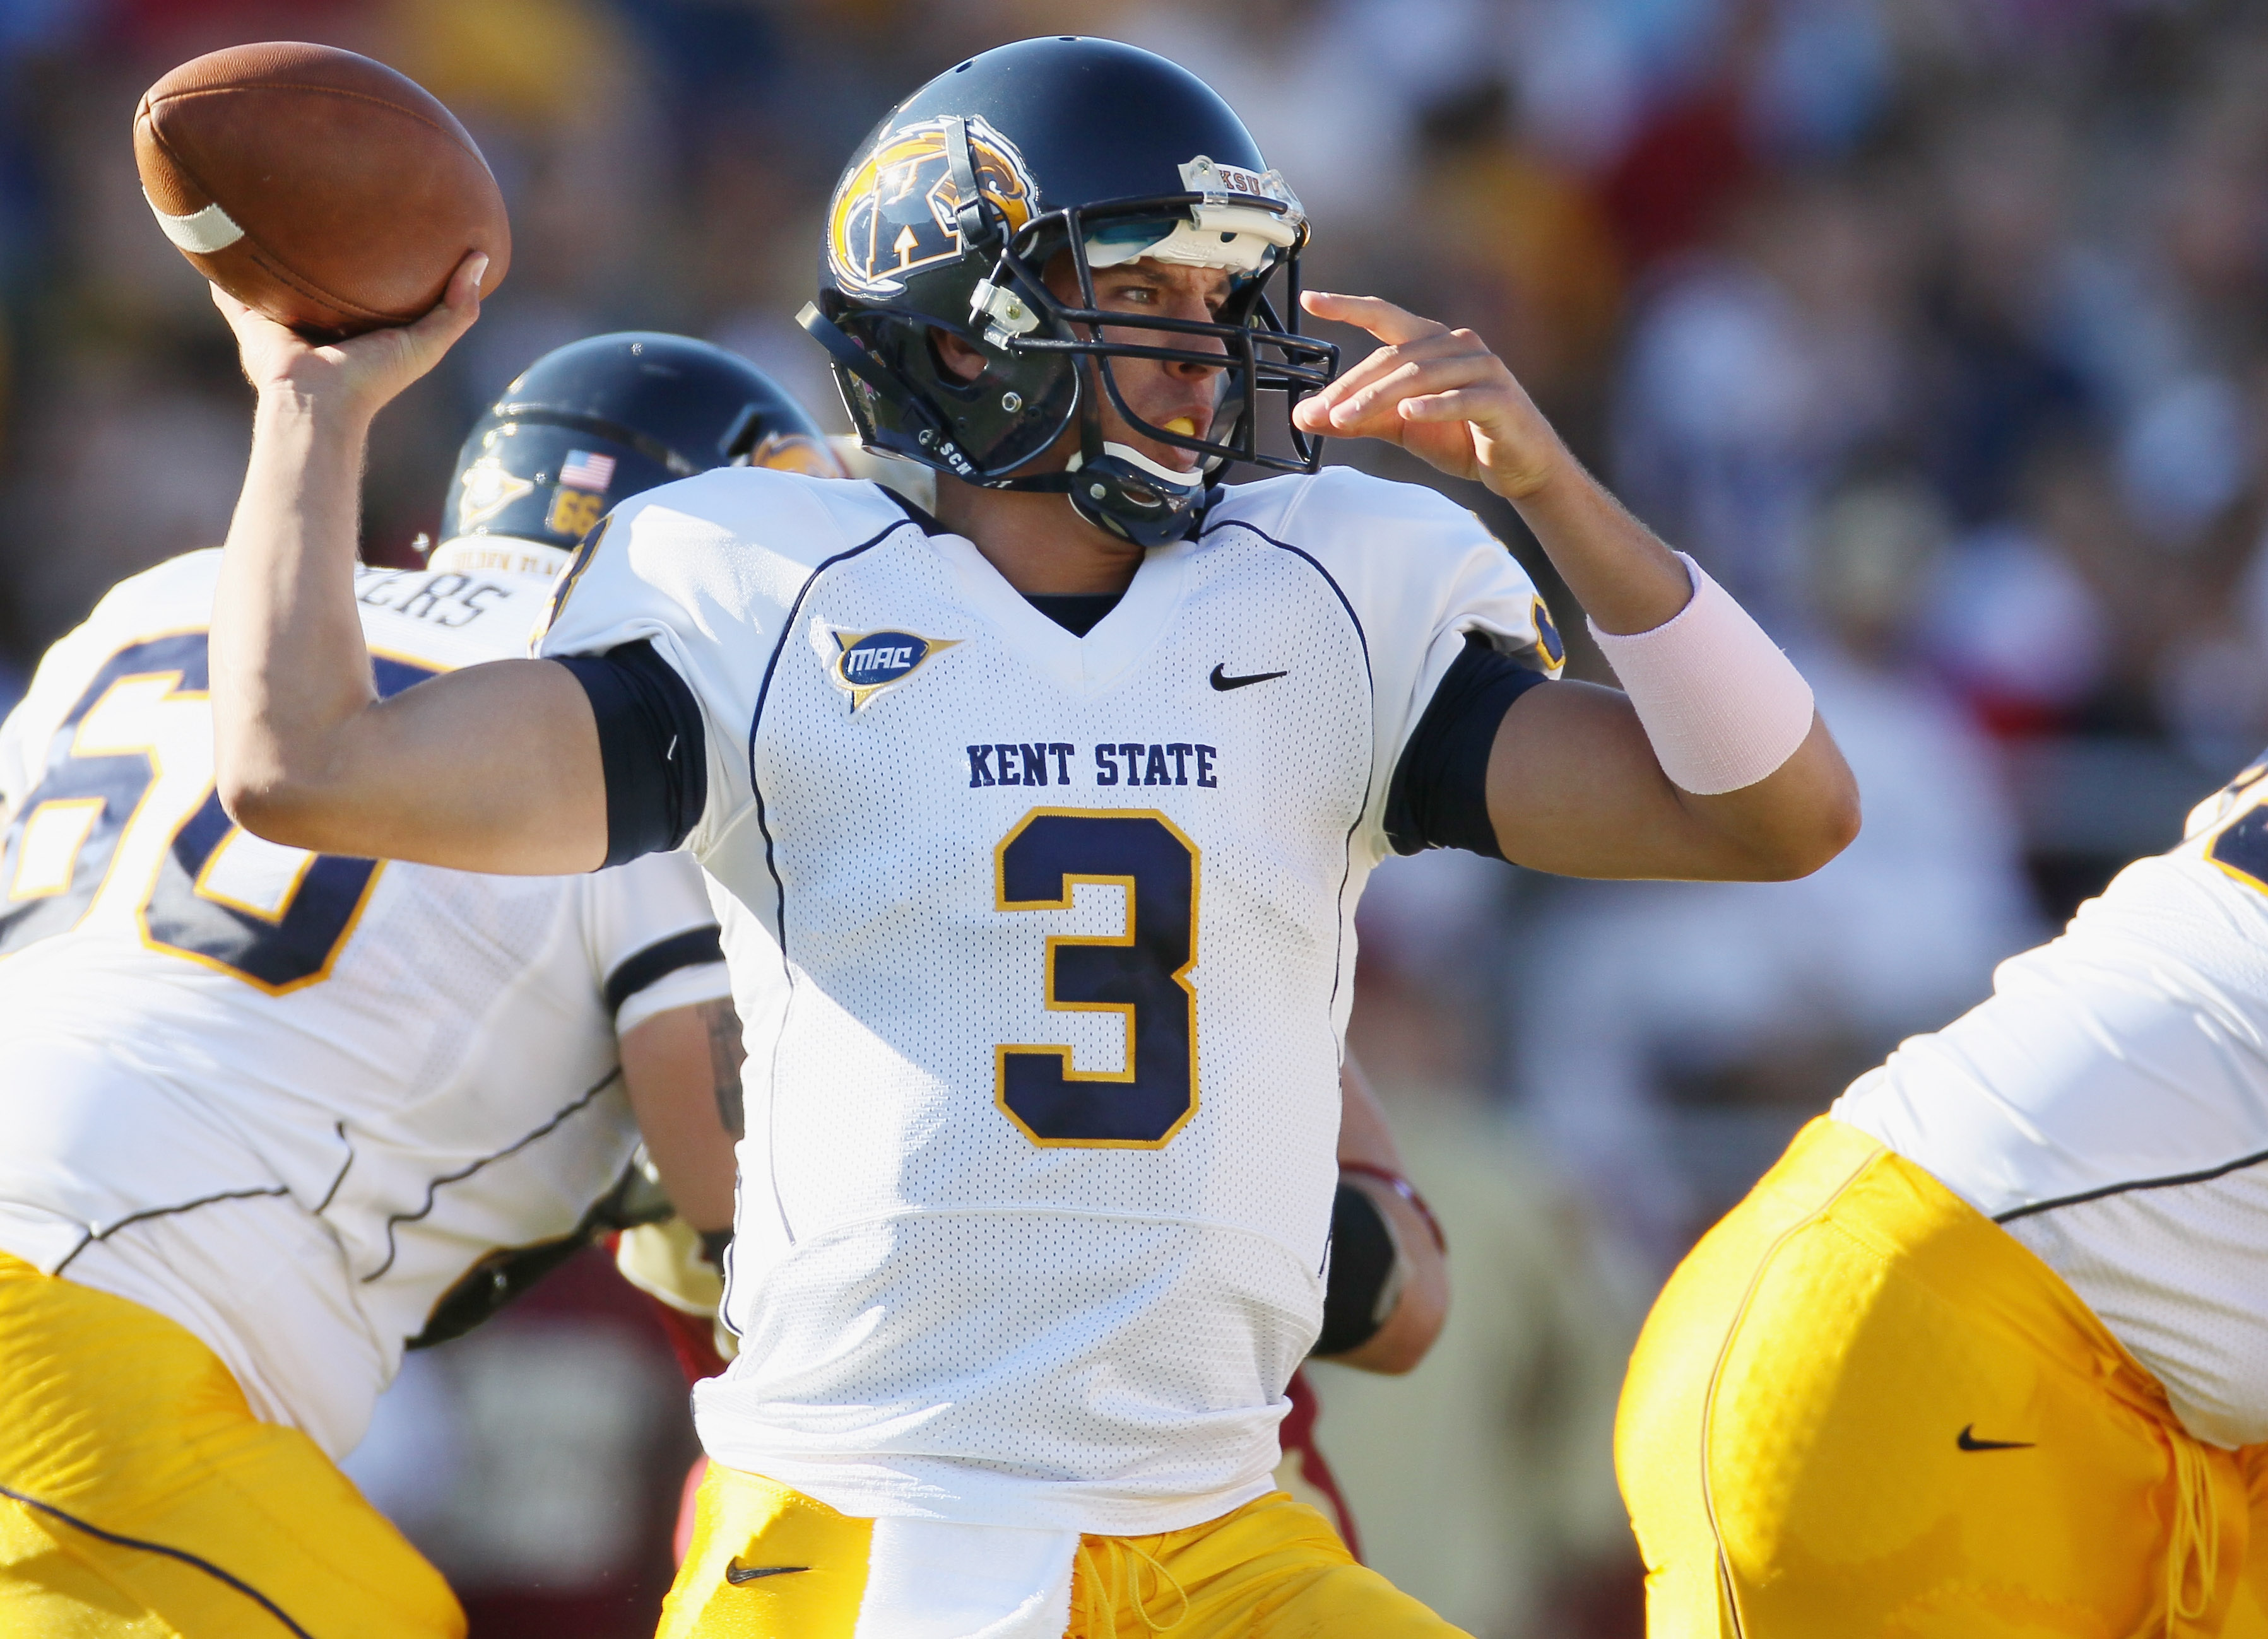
[1070,442,1212,493]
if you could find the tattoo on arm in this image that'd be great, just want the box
[702,999,747,1139]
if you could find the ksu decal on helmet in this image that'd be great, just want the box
[800,36,1338,548]
[435,332,843,579]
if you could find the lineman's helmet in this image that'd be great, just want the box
[800,37,1337,548]
[433,332,841,576]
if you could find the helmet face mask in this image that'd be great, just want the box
[803,38,1339,546]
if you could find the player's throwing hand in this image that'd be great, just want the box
[211,250,487,424]
[1293,292,1562,502]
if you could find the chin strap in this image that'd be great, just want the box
[1087,441,1208,494]
[798,302,984,480]
[1045,444,1208,547]
[798,302,919,413]
[942,117,1001,252]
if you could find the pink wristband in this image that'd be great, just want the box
[1587,555,1815,796]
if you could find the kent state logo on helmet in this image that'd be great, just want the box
[827,628,960,712]
[829,116,1037,300]
[798,36,1339,551]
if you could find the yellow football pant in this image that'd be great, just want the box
[1618,1115,2268,1638]
[658,1462,1468,1638]
[0,1248,462,1638]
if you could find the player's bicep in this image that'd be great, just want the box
[239,655,606,874]
[1483,679,1741,879]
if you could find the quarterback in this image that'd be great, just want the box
[202,37,1857,1639]
[1618,748,2268,1635]
[0,334,827,1636]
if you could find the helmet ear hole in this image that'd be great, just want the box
[927,324,990,387]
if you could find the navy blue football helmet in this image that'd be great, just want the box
[444,333,838,555]
[799,36,1338,548]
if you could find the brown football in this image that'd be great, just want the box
[133,42,510,339]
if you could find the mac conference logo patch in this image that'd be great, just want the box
[827,627,960,712]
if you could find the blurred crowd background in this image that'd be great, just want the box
[7,0,2268,1632]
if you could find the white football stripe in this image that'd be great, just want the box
[143,191,244,254]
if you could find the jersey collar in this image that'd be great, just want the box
[925,528,1194,695]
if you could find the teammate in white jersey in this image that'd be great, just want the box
[0,334,831,1638]
[198,36,1858,1639]
[1618,751,2268,1634]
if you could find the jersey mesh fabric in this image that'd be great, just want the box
[0,550,731,1448]
[719,523,1366,1531]
[1999,1172,2268,1447]
[30,1192,381,1459]
[1836,765,2268,1445]
[538,464,1548,1534]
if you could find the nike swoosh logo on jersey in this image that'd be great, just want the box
[1956,1425,2033,1452]
[1210,664,1287,691]
[726,1561,811,1583]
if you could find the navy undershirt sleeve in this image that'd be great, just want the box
[554,639,707,867]
[1383,633,1552,859]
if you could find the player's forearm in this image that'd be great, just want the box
[1326,1059,1450,1375]
[211,390,384,844]
[1326,1177,1448,1373]
[620,999,745,1234]
[1498,442,1696,637]
[1485,455,1861,879]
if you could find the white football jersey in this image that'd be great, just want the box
[538,464,1557,1532]
[1837,758,2268,1447]
[0,549,731,1459]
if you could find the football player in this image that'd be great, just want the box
[201,36,1858,1639]
[0,334,827,1638]
[1617,750,2268,1632]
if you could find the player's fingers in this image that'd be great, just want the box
[1296,344,1426,425]
[1397,387,1503,424]
[449,252,490,310]
[1301,290,1448,348]
[378,252,485,380]
[208,281,297,344]
[1291,333,1474,434]
[1328,361,1431,428]
[1334,353,1505,428]
[1296,351,1461,440]
[1300,328,1479,419]
[208,280,326,387]
[414,252,487,341]
[1297,353,1397,423]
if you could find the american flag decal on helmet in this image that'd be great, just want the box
[558,450,617,492]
